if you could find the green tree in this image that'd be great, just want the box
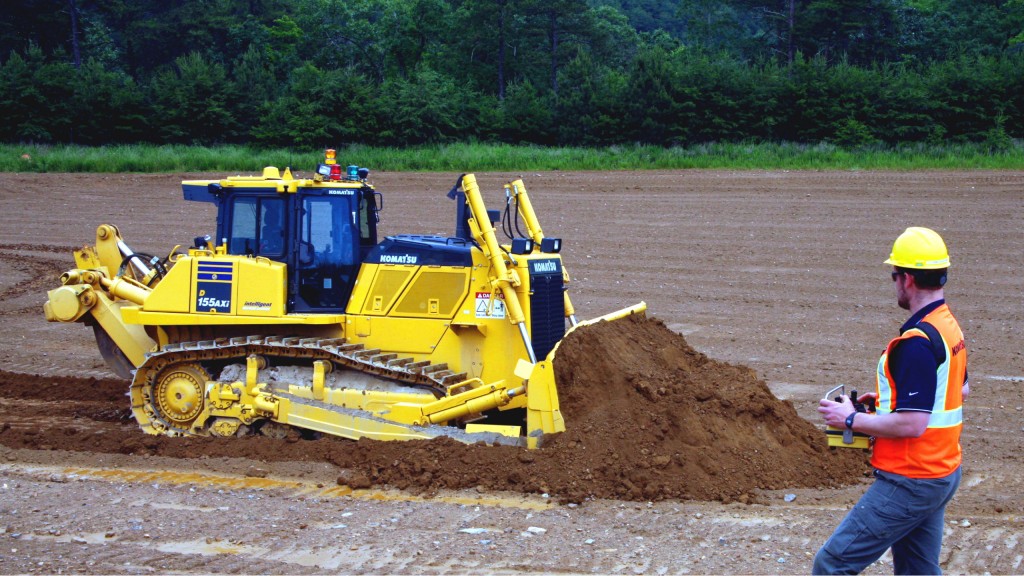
[677,51,782,142]
[501,79,554,143]
[923,54,1020,142]
[619,45,687,143]
[231,44,281,134]
[0,50,49,141]
[0,45,75,142]
[0,1,73,63]
[590,0,688,38]
[1011,0,1024,47]
[252,63,375,147]
[871,62,938,143]
[778,54,885,142]
[72,58,147,143]
[586,6,641,69]
[295,0,436,84]
[438,0,531,99]
[79,10,124,71]
[794,0,901,65]
[377,68,476,144]
[265,15,303,67]
[149,52,236,144]
[676,0,747,52]
[531,0,590,95]
[390,0,451,78]
[555,51,627,144]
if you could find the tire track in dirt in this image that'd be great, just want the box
[8,533,326,575]
[2,362,113,379]
[0,247,75,313]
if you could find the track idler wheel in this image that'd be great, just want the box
[151,363,210,434]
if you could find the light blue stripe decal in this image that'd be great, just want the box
[928,407,962,428]
[877,354,893,412]
[932,336,952,412]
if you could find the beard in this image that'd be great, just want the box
[897,292,910,310]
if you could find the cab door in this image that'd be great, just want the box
[292,190,360,312]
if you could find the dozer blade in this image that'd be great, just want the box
[270,396,527,447]
[92,324,136,380]
[560,302,648,349]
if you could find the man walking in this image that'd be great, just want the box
[815,227,968,575]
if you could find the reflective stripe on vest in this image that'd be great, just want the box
[873,304,966,478]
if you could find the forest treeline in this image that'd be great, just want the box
[1,0,1022,148]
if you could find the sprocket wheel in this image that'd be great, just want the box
[152,363,210,433]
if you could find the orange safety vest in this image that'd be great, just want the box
[872,303,966,478]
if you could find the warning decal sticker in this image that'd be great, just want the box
[474,291,506,319]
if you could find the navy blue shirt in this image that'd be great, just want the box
[887,300,945,413]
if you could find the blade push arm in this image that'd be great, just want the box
[459,174,537,361]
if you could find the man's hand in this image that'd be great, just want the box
[820,394,931,438]
[856,391,878,406]
[818,395,855,429]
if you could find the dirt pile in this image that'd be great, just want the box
[0,314,866,503]
[543,313,868,501]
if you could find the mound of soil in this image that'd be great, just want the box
[545,313,868,501]
[0,314,866,503]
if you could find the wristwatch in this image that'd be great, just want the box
[845,412,857,430]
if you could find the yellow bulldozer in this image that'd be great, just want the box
[44,151,644,448]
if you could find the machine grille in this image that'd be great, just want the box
[528,259,565,361]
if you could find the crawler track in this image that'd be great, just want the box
[133,334,476,435]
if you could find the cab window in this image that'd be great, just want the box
[227,197,285,257]
[258,198,286,257]
[300,196,355,266]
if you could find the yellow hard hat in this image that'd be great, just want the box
[884,227,950,269]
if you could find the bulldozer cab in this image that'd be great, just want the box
[184,169,379,314]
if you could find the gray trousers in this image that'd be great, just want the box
[812,467,961,575]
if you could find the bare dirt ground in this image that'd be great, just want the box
[0,169,1021,574]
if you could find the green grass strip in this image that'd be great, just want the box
[2,142,1023,173]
